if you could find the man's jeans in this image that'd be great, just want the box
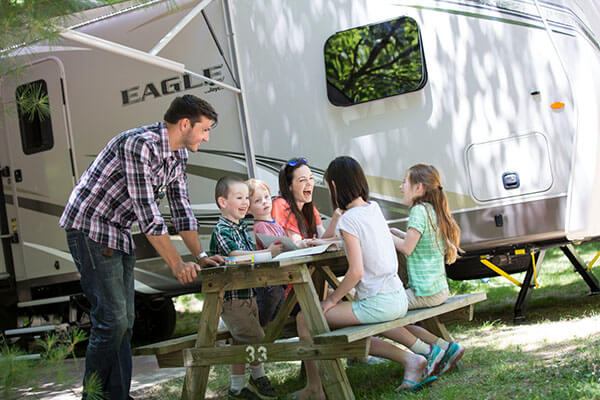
[66,229,135,400]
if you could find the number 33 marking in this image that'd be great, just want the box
[245,345,268,363]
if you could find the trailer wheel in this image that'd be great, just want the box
[133,297,176,344]
[0,305,17,335]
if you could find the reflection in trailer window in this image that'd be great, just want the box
[15,80,54,154]
[324,16,427,106]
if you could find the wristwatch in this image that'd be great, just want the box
[195,251,208,263]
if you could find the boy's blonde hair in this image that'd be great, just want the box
[245,178,271,198]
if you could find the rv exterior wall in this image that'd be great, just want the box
[228,0,595,250]
[1,0,600,295]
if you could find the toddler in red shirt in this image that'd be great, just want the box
[247,179,288,326]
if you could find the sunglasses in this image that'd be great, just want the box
[287,158,307,167]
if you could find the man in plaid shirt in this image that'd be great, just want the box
[60,95,224,400]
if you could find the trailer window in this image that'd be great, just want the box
[15,80,54,155]
[324,16,427,106]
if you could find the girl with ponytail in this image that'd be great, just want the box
[391,163,464,374]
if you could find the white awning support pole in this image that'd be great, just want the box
[184,69,241,93]
[60,29,184,72]
[60,29,240,94]
[149,0,214,56]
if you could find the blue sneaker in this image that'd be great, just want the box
[422,344,444,379]
[438,342,465,374]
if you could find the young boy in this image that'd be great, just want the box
[210,176,283,400]
[246,178,288,327]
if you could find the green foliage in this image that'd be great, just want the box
[0,337,35,397]
[83,372,105,400]
[15,81,50,122]
[324,16,424,104]
[0,327,92,398]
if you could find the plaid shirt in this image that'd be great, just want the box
[209,216,255,301]
[59,122,197,254]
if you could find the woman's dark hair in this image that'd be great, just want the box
[164,95,218,127]
[278,158,317,238]
[323,156,369,210]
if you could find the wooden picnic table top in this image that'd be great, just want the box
[199,250,347,274]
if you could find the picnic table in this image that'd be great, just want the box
[135,251,486,400]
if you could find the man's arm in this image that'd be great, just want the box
[145,233,202,285]
[178,230,225,265]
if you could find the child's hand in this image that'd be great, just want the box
[303,238,323,247]
[390,227,406,239]
[320,297,337,314]
[296,240,308,249]
[268,242,285,257]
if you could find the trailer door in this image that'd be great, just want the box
[1,58,77,281]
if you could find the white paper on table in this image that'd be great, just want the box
[272,243,341,261]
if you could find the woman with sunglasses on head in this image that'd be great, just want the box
[272,158,342,246]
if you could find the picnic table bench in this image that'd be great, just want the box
[134,251,486,400]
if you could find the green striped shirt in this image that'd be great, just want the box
[406,203,448,296]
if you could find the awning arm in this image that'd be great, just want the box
[150,0,214,56]
[59,29,241,94]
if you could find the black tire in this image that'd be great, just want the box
[0,305,17,335]
[133,296,176,344]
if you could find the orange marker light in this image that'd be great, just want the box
[551,102,565,109]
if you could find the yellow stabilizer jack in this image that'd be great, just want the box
[588,250,600,272]
[531,253,539,288]
[480,259,522,287]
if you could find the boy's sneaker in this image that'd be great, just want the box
[228,387,262,400]
[422,344,444,379]
[248,376,277,399]
[438,342,465,374]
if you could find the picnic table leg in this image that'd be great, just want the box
[418,316,451,342]
[294,265,355,400]
[181,290,224,400]
[263,290,297,343]
[263,266,314,343]
[313,269,327,300]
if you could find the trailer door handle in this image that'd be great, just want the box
[14,169,22,183]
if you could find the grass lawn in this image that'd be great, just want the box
[3,243,599,399]
[136,242,600,399]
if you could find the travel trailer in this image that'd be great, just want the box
[2,0,600,340]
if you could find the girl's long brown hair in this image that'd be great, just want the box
[278,158,317,238]
[407,164,461,264]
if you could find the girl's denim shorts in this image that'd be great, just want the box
[351,289,408,324]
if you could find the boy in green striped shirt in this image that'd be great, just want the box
[210,176,282,400]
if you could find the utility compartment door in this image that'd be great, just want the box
[466,132,554,202]
[1,58,76,281]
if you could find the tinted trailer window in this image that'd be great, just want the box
[324,16,427,106]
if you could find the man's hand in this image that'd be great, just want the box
[196,255,225,268]
[267,242,285,257]
[171,260,200,285]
